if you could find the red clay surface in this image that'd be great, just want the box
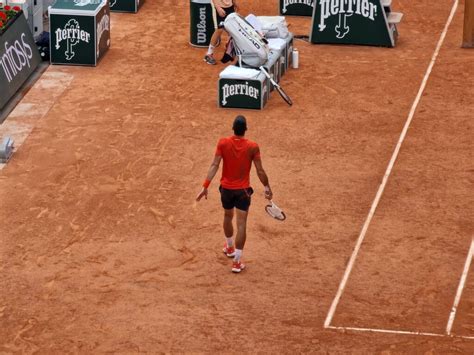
[0,0,473,352]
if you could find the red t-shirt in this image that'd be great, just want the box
[215,136,261,190]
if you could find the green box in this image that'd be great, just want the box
[280,0,314,17]
[50,0,111,66]
[190,0,215,47]
[110,0,144,13]
[219,70,269,110]
[309,0,395,47]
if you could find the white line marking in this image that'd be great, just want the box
[324,0,460,328]
[446,239,474,335]
[327,326,474,340]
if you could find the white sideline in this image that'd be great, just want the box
[327,326,474,341]
[446,239,474,335]
[324,0,460,329]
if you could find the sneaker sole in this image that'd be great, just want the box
[203,58,217,65]
[232,265,245,273]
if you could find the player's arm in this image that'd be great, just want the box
[233,0,239,12]
[253,158,273,200]
[196,155,222,201]
[211,0,226,17]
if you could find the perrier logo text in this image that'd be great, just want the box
[55,19,91,60]
[282,0,314,14]
[222,82,259,106]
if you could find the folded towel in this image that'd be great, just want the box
[219,65,261,79]
[268,38,286,50]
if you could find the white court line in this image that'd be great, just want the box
[327,326,474,341]
[446,239,474,335]
[324,0,460,329]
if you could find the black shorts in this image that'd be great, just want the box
[215,5,235,29]
[219,186,253,211]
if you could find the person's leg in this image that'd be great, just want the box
[234,208,248,252]
[223,208,234,238]
[220,188,236,257]
[204,29,223,64]
[210,28,224,49]
[232,208,248,272]
[231,189,252,272]
[222,208,235,256]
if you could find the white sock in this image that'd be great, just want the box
[207,45,215,56]
[226,237,233,248]
[234,249,242,262]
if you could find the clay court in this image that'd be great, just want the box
[0,0,473,352]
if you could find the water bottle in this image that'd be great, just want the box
[292,48,299,69]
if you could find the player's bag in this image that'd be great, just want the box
[224,13,269,68]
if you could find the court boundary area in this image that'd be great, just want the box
[323,0,474,341]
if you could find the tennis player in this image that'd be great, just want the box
[204,0,238,65]
[196,116,273,273]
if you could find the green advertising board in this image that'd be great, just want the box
[0,13,41,110]
[190,0,215,47]
[219,74,269,110]
[310,0,395,47]
[110,0,144,13]
[50,0,110,66]
[280,0,315,17]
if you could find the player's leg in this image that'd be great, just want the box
[232,188,252,273]
[204,3,226,65]
[223,208,235,257]
[234,208,248,251]
[204,28,224,64]
[232,208,248,273]
[211,28,224,47]
[223,208,234,238]
[220,187,236,257]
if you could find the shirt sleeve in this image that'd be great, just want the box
[215,139,224,157]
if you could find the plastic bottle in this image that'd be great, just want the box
[292,48,299,69]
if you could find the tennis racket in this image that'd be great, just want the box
[265,200,286,221]
[259,66,293,106]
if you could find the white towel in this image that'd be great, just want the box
[268,38,286,50]
[219,66,261,79]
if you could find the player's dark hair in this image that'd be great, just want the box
[233,115,247,136]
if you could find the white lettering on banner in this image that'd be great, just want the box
[282,0,315,14]
[0,33,33,83]
[197,7,207,44]
[318,0,378,39]
[110,0,117,6]
[74,0,103,6]
[55,19,91,60]
[96,13,110,56]
[222,82,259,106]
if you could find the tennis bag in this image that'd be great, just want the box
[224,13,269,68]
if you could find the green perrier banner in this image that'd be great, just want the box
[310,0,394,47]
[280,0,315,17]
[50,0,110,66]
[110,0,144,13]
